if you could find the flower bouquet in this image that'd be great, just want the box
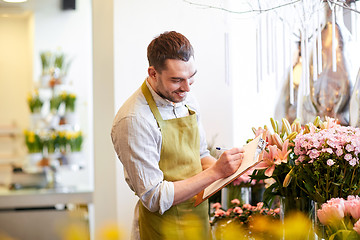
[40,51,52,75]
[49,95,62,114]
[43,131,59,155]
[316,195,360,239]
[24,130,43,154]
[66,130,83,152]
[24,130,44,167]
[65,130,84,170]
[61,91,77,113]
[249,117,307,209]
[27,91,43,113]
[293,117,360,204]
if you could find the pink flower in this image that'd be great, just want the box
[317,199,345,225]
[323,148,333,154]
[308,149,320,159]
[233,207,243,214]
[226,209,232,216]
[276,139,292,163]
[255,202,264,210]
[243,204,252,210]
[273,208,280,214]
[348,200,360,220]
[344,154,353,161]
[349,159,358,166]
[346,144,355,152]
[230,199,241,205]
[256,146,277,177]
[335,148,344,157]
[211,202,221,210]
[354,220,360,234]
[327,159,335,166]
[214,209,226,217]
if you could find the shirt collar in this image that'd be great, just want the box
[145,78,187,108]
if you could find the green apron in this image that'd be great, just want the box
[139,81,210,240]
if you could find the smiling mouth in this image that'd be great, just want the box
[176,92,186,98]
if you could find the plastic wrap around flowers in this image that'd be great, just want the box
[317,195,360,238]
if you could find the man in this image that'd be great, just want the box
[111,31,244,240]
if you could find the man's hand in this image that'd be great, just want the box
[212,147,244,179]
[172,147,244,206]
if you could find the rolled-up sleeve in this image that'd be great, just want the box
[111,115,174,214]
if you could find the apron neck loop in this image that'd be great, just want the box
[141,81,164,125]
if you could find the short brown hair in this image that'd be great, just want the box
[147,31,194,72]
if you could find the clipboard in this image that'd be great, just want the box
[194,134,267,207]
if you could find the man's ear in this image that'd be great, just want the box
[148,66,157,81]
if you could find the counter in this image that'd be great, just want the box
[0,186,93,208]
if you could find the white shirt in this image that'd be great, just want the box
[111,80,210,238]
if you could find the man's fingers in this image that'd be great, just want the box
[226,147,244,154]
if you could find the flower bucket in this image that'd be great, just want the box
[66,151,84,171]
[30,113,42,129]
[65,112,77,125]
[28,152,43,166]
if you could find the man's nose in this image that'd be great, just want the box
[181,80,191,92]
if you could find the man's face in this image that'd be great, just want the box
[152,57,197,103]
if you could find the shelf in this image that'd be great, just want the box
[0,186,93,208]
[0,127,22,137]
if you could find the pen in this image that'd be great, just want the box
[215,147,230,151]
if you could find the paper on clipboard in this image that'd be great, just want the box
[195,134,266,207]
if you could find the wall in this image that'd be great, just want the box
[0,12,32,130]
[114,0,233,148]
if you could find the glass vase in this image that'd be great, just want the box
[280,196,313,240]
[280,196,312,221]
[311,201,327,240]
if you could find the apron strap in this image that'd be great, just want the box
[141,81,164,126]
